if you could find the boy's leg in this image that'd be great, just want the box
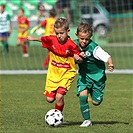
[22,44,27,54]
[1,40,6,54]
[22,40,29,57]
[55,87,68,112]
[6,41,9,52]
[79,90,92,127]
[79,90,90,120]
[5,33,9,52]
[0,33,9,53]
[17,38,21,46]
[55,93,64,112]
[45,90,56,103]
[2,40,9,53]
[17,38,28,54]
[18,32,28,56]
[91,82,105,106]
[4,38,9,52]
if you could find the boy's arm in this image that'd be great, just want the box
[30,20,46,34]
[93,46,114,72]
[27,36,41,42]
[9,22,12,35]
[74,52,86,63]
[107,57,114,72]
[39,20,46,27]
[72,44,86,64]
[72,46,82,63]
[22,25,29,33]
[74,54,83,64]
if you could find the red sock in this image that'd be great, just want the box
[55,103,64,112]
[22,45,27,54]
[43,53,50,68]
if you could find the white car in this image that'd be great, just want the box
[79,2,111,37]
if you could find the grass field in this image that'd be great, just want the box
[0,74,132,133]
[0,46,133,70]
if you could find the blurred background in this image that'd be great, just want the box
[0,0,132,72]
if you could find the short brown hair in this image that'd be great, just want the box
[77,22,93,36]
[49,9,56,17]
[19,8,24,13]
[0,4,5,9]
[54,17,69,30]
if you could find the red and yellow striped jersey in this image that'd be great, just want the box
[17,16,30,29]
[41,36,80,92]
[40,17,56,36]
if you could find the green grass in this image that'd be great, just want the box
[0,46,133,70]
[0,74,132,133]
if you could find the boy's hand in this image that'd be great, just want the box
[108,64,114,72]
[27,36,41,42]
[79,52,86,58]
[74,54,83,64]
[27,36,34,41]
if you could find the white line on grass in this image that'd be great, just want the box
[0,69,133,75]
[0,90,131,93]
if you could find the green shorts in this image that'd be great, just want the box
[76,77,105,103]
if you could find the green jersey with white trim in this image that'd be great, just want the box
[74,39,106,82]
[0,11,11,33]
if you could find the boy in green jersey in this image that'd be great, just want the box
[0,4,12,54]
[74,22,114,127]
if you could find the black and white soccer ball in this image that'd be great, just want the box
[45,109,64,127]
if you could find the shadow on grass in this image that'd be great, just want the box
[63,121,129,127]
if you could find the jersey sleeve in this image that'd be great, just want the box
[41,36,52,49]
[93,46,111,62]
[26,18,30,27]
[72,44,80,55]
[70,40,80,56]
[6,14,11,21]
[40,20,47,27]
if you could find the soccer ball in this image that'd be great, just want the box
[45,109,64,127]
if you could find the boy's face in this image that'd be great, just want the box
[76,32,91,48]
[54,27,70,44]
[18,10,24,17]
[0,5,4,13]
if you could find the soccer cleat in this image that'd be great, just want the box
[80,120,92,127]
[23,53,29,57]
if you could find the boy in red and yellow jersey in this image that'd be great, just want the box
[37,9,56,68]
[17,8,30,57]
[39,9,56,36]
[27,18,85,112]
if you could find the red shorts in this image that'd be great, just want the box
[45,87,68,98]
[18,37,27,41]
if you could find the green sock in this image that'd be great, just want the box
[1,40,6,53]
[6,42,9,52]
[79,95,90,120]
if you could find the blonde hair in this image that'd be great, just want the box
[54,17,69,30]
[77,22,93,36]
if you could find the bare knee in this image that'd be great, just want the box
[55,93,64,106]
[46,97,55,103]
[92,100,101,106]
[56,94,64,103]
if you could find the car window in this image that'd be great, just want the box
[81,6,90,14]
[94,7,99,13]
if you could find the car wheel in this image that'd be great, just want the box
[95,25,108,37]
